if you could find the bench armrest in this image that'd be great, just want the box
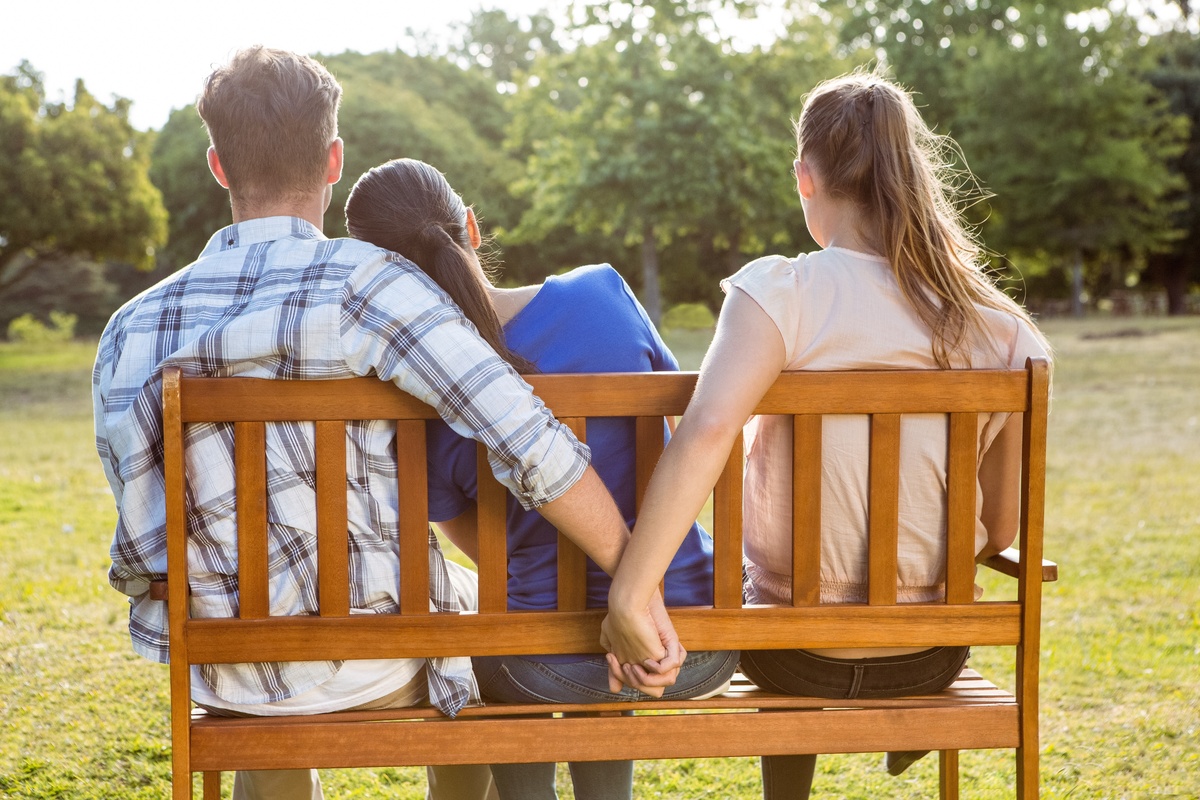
[981,547,1058,582]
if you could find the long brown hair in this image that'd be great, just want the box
[345,159,535,374]
[797,70,1048,368]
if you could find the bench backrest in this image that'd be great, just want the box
[162,359,1048,668]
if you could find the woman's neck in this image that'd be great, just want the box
[808,196,884,257]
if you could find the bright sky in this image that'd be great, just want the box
[2,0,566,130]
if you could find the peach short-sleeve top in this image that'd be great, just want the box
[721,248,1049,607]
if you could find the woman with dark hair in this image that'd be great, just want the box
[345,159,737,800]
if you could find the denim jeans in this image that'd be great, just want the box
[740,646,971,800]
[473,649,740,800]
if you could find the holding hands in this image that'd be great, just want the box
[600,591,686,697]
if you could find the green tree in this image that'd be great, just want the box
[149,105,231,271]
[0,62,167,302]
[819,0,1188,313]
[950,11,1187,314]
[319,50,526,243]
[509,0,802,322]
[1146,31,1200,314]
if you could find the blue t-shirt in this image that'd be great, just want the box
[426,264,715,619]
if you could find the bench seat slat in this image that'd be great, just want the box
[191,703,1018,771]
[190,671,1010,723]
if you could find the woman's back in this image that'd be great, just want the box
[724,248,1049,604]
[425,264,714,613]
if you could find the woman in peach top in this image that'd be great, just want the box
[601,71,1051,799]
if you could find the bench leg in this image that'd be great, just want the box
[1016,745,1039,799]
[203,772,222,800]
[938,751,959,800]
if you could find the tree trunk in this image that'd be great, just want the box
[1071,249,1086,318]
[640,224,662,326]
[726,229,743,276]
[1160,256,1190,316]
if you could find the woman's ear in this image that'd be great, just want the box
[465,207,482,250]
[796,159,816,201]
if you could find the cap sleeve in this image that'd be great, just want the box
[721,255,801,364]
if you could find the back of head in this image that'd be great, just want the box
[197,46,341,211]
[345,159,534,373]
[797,70,1045,367]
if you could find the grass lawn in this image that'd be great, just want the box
[1,316,1197,798]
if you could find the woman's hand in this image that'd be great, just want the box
[600,592,683,697]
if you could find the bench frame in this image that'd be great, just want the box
[161,359,1053,798]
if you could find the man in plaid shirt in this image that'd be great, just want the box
[93,47,673,800]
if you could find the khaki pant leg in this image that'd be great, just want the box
[232,769,323,800]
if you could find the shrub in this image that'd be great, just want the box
[661,302,716,331]
[6,311,78,343]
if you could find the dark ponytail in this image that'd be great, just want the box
[345,159,535,374]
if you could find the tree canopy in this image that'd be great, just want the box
[13,0,1200,330]
[0,63,166,303]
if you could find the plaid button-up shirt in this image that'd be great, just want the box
[93,216,590,708]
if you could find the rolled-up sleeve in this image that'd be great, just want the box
[340,253,590,508]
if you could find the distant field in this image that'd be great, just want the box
[1,317,1197,798]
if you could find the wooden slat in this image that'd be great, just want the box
[981,548,1058,583]
[190,670,1009,721]
[634,417,665,514]
[314,421,349,617]
[475,445,508,614]
[183,603,1022,662]
[235,421,269,619]
[395,421,430,615]
[1017,358,1051,800]
[556,419,590,612]
[161,368,194,800]
[792,415,822,606]
[177,370,1028,423]
[945,412,979,605]
[753,371,1028,415]
[711,430,744,609]
[868,414,901,606]
[191,704,1019,771]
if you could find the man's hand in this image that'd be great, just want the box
[600,592,684,697]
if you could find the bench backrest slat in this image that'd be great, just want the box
[867,414,902,606]
[790,414,823,607]
[315,420,350,617]
[396,420,432,615]
[235,421,269,619]
[556,418,590,612]
[946,412,981,604]
[475,445,509,614]
[711,430,745,609]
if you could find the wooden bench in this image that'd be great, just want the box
[159,359,1055,799]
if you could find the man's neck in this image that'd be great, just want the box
[230,192,329,231]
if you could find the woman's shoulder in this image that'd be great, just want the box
[548,263,625,291]
[722,253,820,302]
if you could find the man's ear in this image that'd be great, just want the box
[796,159,816,200]
[465,207,482,250]
[208,146,230,189]
[326,138,344,185]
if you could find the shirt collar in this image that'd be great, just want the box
[200,216,326,256]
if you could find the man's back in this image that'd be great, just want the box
[94,215,591,708]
